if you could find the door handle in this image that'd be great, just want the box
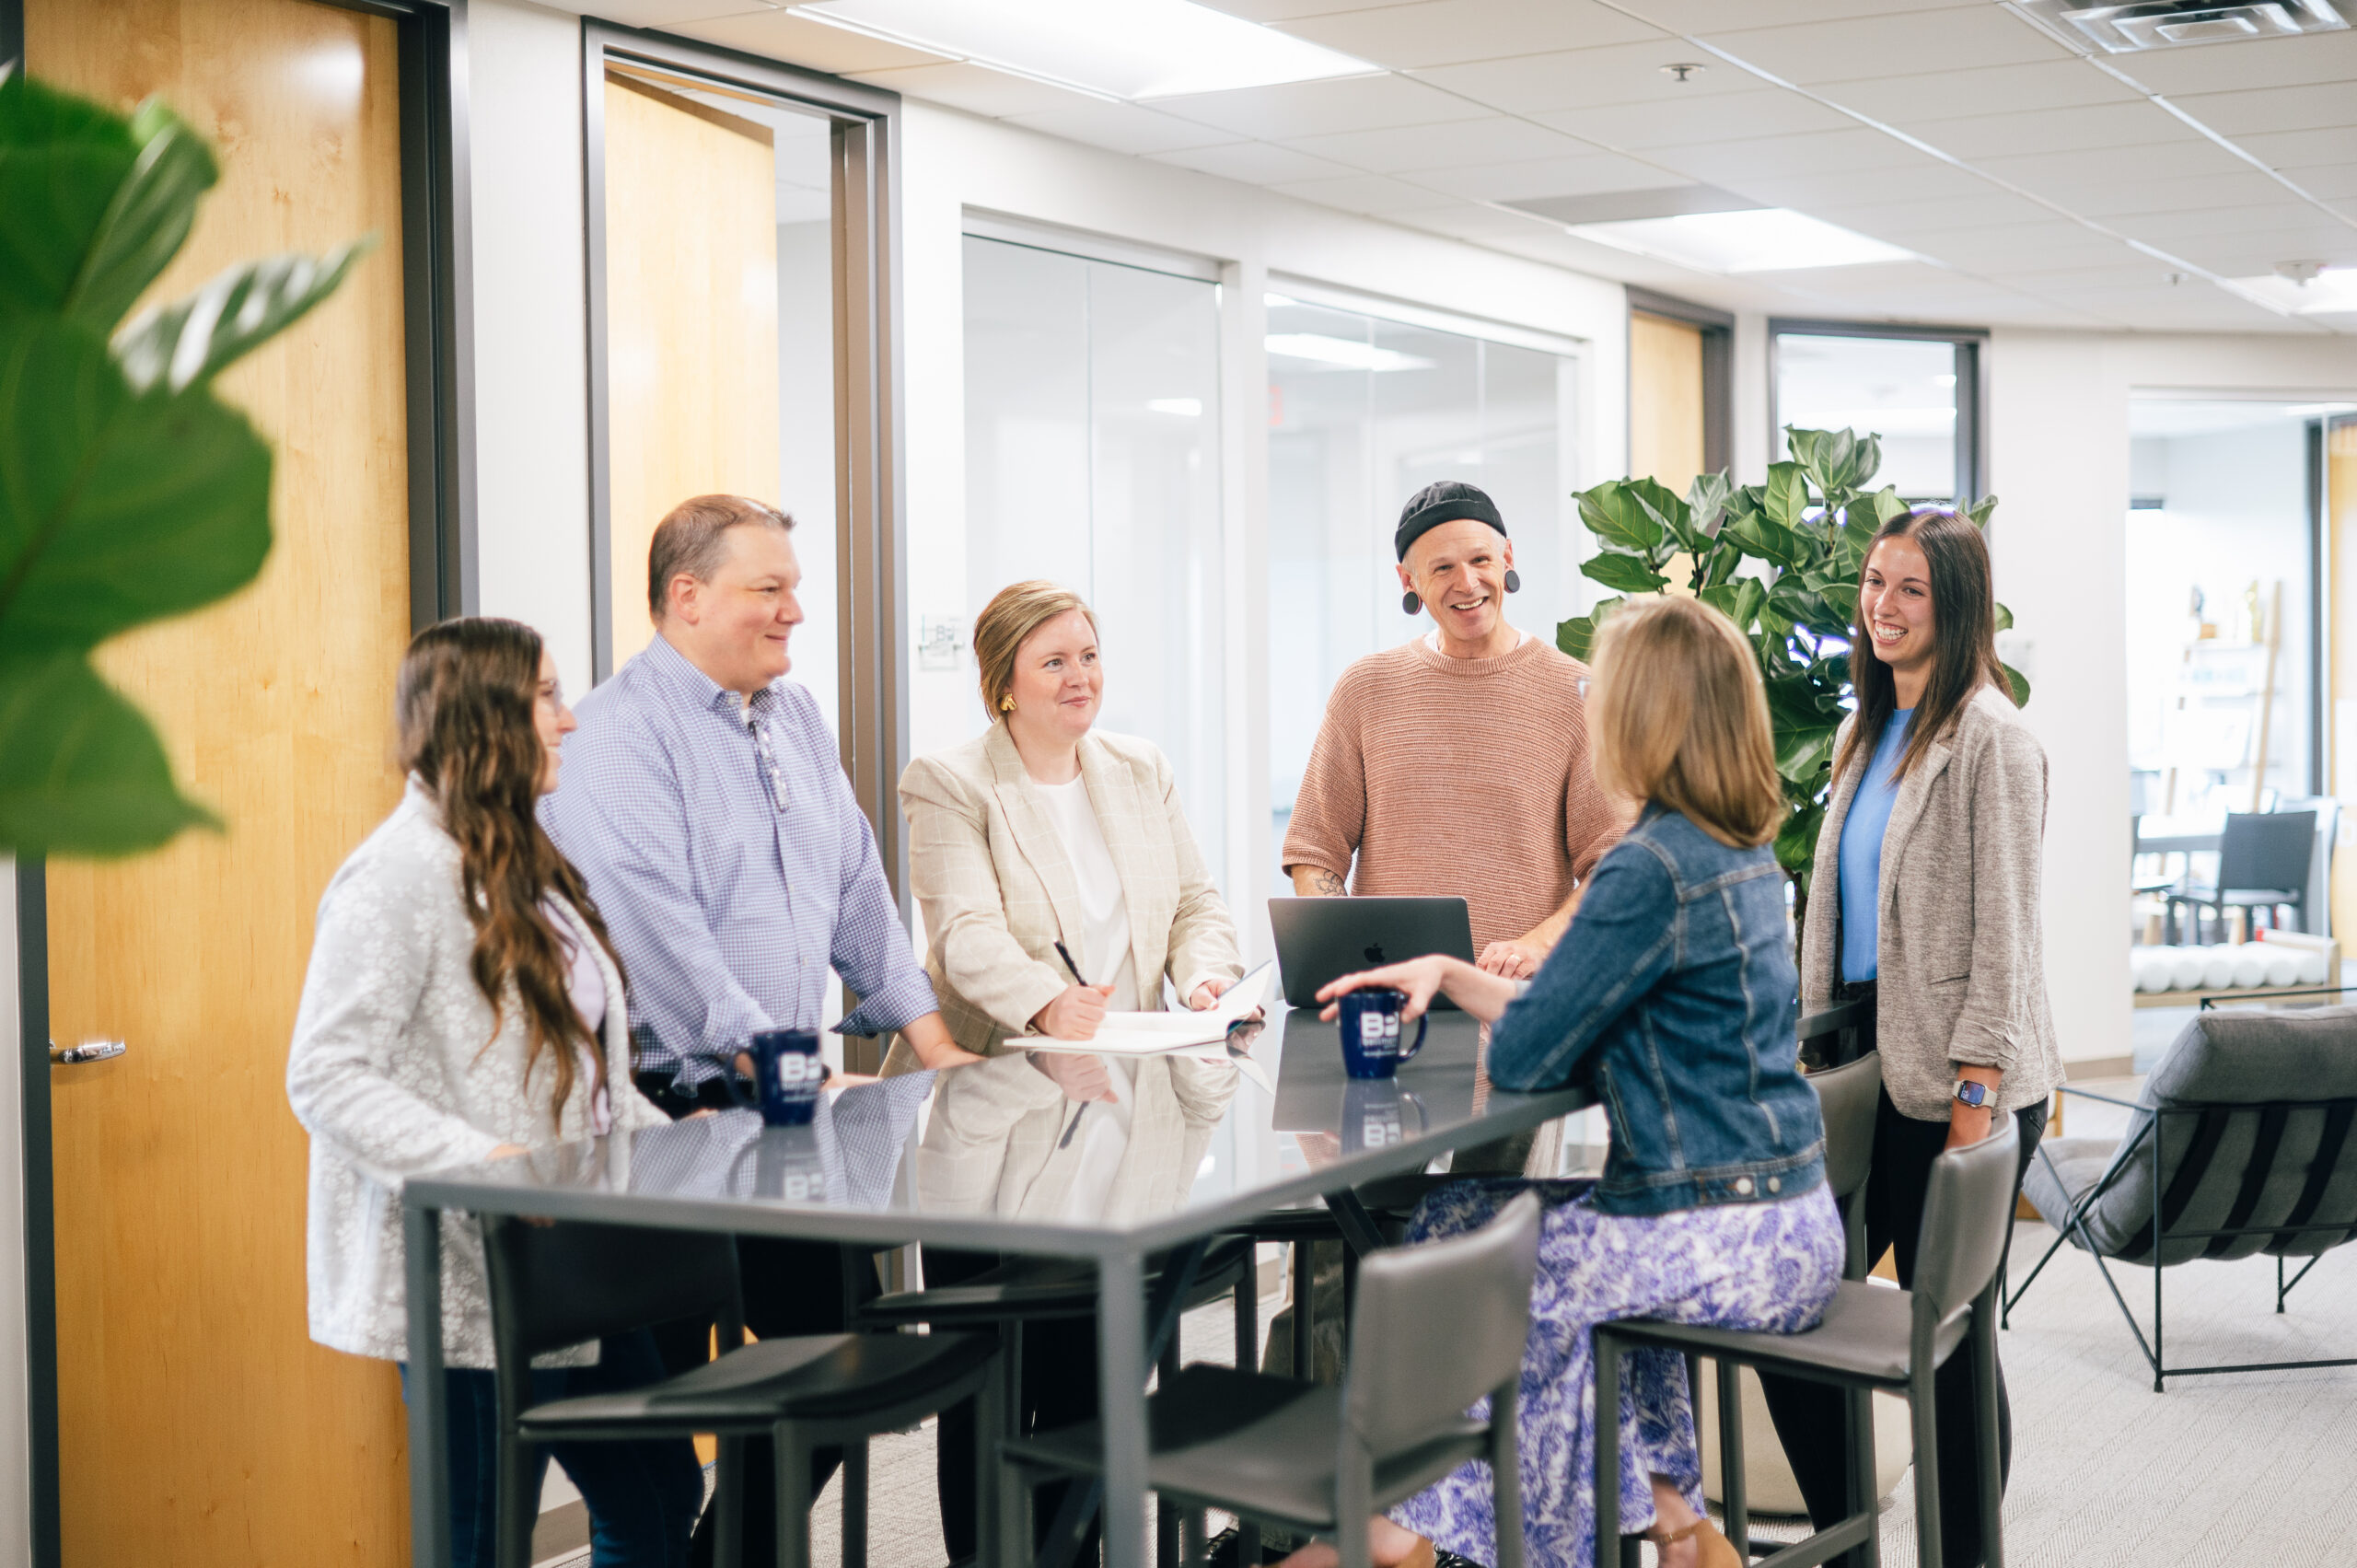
[50,1040,127,1065]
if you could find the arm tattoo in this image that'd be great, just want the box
[1307,867,1346,897]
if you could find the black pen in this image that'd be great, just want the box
[1052,940,1095,1148]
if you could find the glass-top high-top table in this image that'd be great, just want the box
[402,1005,1594,1568]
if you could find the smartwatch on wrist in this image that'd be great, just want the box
[1952,1077,1991,1110]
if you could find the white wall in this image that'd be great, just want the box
[0,861,25,1568]
[468,0,595,701]
[1989,331,2357,1067]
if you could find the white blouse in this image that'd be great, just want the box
[1033,772,1141,1224]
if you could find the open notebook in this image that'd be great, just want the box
[1014,962,1277,1092]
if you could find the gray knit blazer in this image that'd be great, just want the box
[1801,685,2066,1121]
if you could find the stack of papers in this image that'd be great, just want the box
[1014,963,1276,1091]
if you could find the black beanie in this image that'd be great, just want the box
[1394,481,1505,561]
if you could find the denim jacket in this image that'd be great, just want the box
[1488,805,1825,1217]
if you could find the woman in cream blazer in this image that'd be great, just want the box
[896,581,1243,1567]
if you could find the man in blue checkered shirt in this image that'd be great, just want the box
[543,493,979,1565]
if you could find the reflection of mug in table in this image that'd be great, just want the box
[1341,1079,1427,1155]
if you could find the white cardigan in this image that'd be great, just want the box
[284,782,668,1367]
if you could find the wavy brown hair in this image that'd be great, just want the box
[1836,507,2014,787]
[396,618,623,1132]
[1590,596,1783,849]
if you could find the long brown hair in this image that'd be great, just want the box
[1836,507,2013,785]
[1591,597,1783,848]
[396,618,624,1131]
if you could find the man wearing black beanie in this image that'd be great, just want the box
[1281,481,1626,980]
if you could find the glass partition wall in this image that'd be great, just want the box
[925,236,1228,902]
[1771,322,1983,504]
[1265,292,1579,875]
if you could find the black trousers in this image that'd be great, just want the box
[635,1071,879,1568]
[926,1248,1102,1567]
[1759,1084,2043,1568]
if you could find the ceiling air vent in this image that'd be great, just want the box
[2017,0,2349,50]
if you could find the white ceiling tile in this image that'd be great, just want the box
[1396,149,1684,201]
[2156,228,2357,275]
[1717,158,2004,210]
[1813,59,2141,122]
[1267,171,1465,215]
[1148,74,1481,140]
[2170,82,2357,140]
[1283,114,1587,172]
[1644,127,1945,185]
[1535,89,1855,150]
[1992,260,2183,289]
[1797,189,2064,232]
[1389,202,1567,240]
[997,102,1242,156]
[2276,164,2357,203]
[1895,226,2144,271]
[2057,169,2305,218]
[1416,38,1767,113]
[1146,139,1364,184]
[1898,100,2201,163]
[1192,0,1425,19]
[2107,202,2347,242]
[1698,7,2074,88]
[2235,128,2357,173]
[1969,140,2259,198]
[537,0,777,26]
[1632,0,1968,28]
[2098,29,2357,96]
[672,8,950,72]
[1276,0,1665,70]
[841,62,1086,117]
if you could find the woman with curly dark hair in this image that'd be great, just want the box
[287,617,699,1567]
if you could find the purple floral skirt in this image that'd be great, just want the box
[1387,1178,1843,1568]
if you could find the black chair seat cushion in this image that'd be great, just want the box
[1605,1280,1959,1387]
[517,1330,994,1434]
[1017,1364,1484,1529]
[863,1235,1256,1327]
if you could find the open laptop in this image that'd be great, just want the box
[1268,896,1477,1011]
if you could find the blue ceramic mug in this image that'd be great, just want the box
[746,1028,826,1126]
[1334,987,1426,1079]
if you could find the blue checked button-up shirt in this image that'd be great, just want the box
[543,634,939,1087]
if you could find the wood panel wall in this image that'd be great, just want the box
[1630,310,1706,496]
[25,0,415,1562]
[602,71,782,668]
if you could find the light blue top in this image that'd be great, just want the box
[1838,708,1913,985]
[541,634,939,1087]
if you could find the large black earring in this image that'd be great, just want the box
[1401,589,1422,615]
[1504,568,1523,593]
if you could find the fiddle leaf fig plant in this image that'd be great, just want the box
[0,67,367,856]
[1558,426,2026,918]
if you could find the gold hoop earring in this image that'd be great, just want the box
[999,694,1016,713]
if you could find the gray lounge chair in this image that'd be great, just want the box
[2007,1002,2357,1389]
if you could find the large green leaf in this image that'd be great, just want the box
[2002,662,2032,706]
[1776,800,1825,887]
[0,651,220,854]
[115,242,369,393]
[65,99,218,333]
[1698,576,1767,633]
[1576,480,1666,555]
[1555,597,1624,663]
[1723,509,1799,570]
[1624,475,1696,554]
[1580,551,1669,595]
[0,72,143,322]
[1762,461,1810,529]
[0,316,273,656]
[1967,494,1999,528]
[1687,470,1733,540]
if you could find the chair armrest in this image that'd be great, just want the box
[1797,999,1866,1045]
[2054,1084,2141,1109]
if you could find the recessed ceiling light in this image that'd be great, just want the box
[790,0,1378,100]
[2226,267,2357,315]
[1565,209,1915,274]
[1265,333,1435,372]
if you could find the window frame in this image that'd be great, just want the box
[1768,317,1989,505]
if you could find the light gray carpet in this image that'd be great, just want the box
[542,1086,2357,1568]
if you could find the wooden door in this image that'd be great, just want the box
[25,0,414,1562]
[1630,310,1705,495]
[603,70,782,669]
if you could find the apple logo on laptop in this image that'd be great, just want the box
[1363,944,1386,966]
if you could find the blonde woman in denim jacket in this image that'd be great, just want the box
[1308,597,1839,1568]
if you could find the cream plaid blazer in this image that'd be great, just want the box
[888,723,1244,1218]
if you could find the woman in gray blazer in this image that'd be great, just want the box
[1762,509,2064,1568]
[285,619,695,1568]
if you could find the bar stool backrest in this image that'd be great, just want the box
[2219,811,2315,896]
[482,1215,744,1365]
[1813,1051,1881,1204]
[1909,1121,2020,1331]
[1342,1190,1542,1457]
